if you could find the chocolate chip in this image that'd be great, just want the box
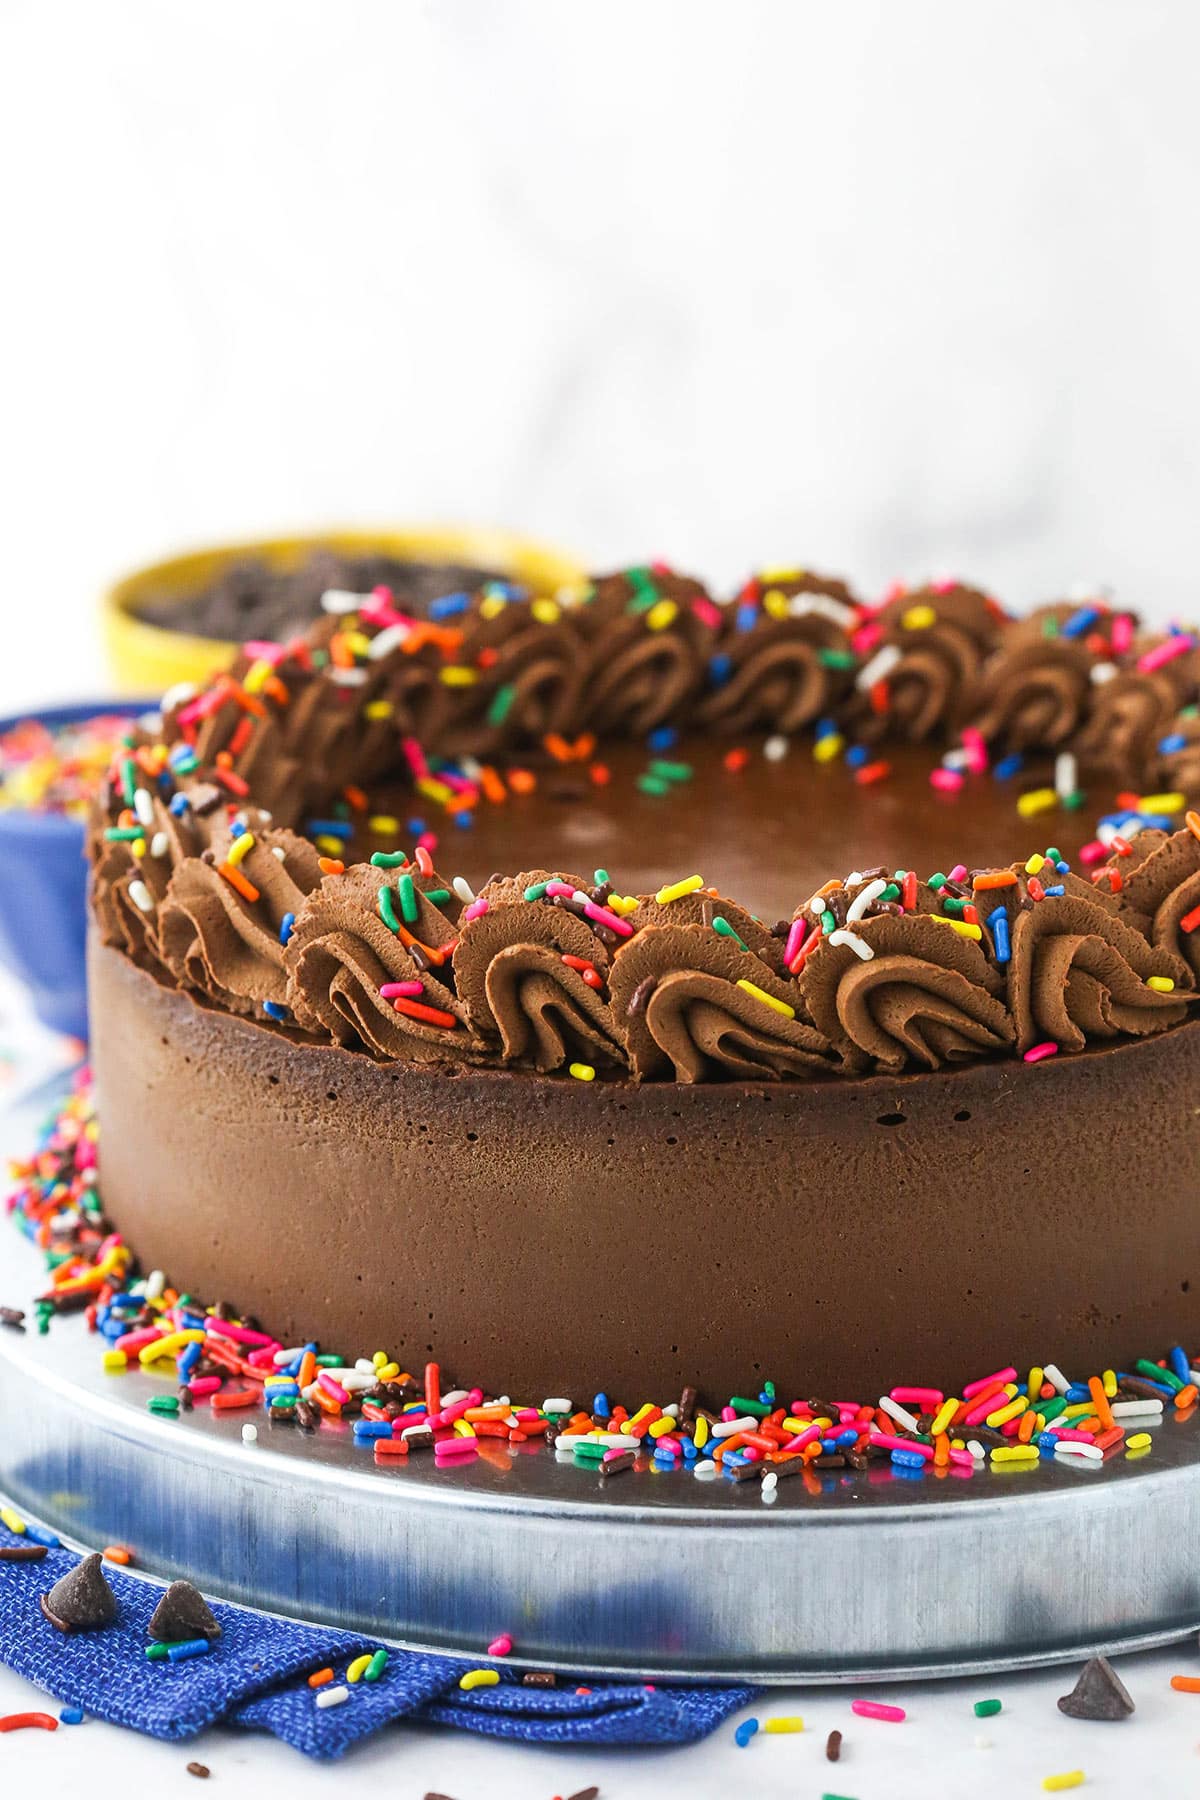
[40,1552,118,1632]
[1058,1655,1134,1720]
[148,1579,222,1643]
[186,1764,210,1780]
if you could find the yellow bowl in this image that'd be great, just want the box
[102,525,587,697]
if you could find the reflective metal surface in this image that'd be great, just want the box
[3,1077,1200,1680]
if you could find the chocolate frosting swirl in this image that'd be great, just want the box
[1007,891,1189,1054]
[855,585,1003,742]
[799,912,1012,1074]
[969,611,1094,750]
[284,861,482,1061]
[696,573,859,736]
[609,924,830,1082]
[577,569,717,736]
[1110,826,1200,985]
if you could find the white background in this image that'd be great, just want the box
[4,4,1200,1790]
[2,0,1200,713]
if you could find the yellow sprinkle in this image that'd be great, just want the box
[316,835,344,857]
[762,588,790,620]
[243,658,273,695]
[1137,792,1185,813]
[694,1415,709,1449]
[1028,1366,1044,1404]
[131,838,147,860]
[569,1062,595,1082]
[985,1397,1028,1428]
[440,665,478,687]
[102,1349,128,1373]
[453,1419,476,1438]
[1024,853,1046,874]
[1125,1432,1152,1451]
[1063,1401,1095,1420]
[530,597,561,625]
[1102,1368,1117,1398]
[479,593,507,620]
[764,1716,804,1733]
[902,603,936,630]
[364,700,394,720]
[226,831,255,867]
[990,1444,1039,1463]
[813,733,844,763]
[1042,1774,1084,1793]
[759,565,801,583]
[346,1653,372,1684]
[0,1506,26,1535]
[930,1398,959,1436]
[376,1362,400,1382]
[1147,976,1176,992]
[342,630,372,658]
[627,1403,656,1428]
[736,979,795,1019]
[648,1415,676,1439]
[608,894,639,916]
[1017,787,1059,817]
[646,599,678,631]
[368,816,399,834]
[655,875,705,904]
[138,1329,205,1366]
[372,1351,388,1368]
[416,778,453,805]
[929,915,983,941]
[459,1668,500,1691]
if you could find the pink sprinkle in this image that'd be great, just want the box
[948,863,968,883]
[851,622,882,655]
[243,640,287,665]
[401,737,429,780]
[434,1438,479,1460]
[1048,1426,1095,1444]
[721,1405,737,1423]
[960,727,988,774]
[852,1698,907,1722]
[1111,613,1135,656]
[380,980,424,999]
[690,596,723,630]
[786,1422,824,1450]
[947,1448,976,1470]
[246,1343,283,1368]
[317,1371,350,1405]
[784,917,808,967]
[186,1376,222,1399]
[930,768,963,794]
[582,900,633,937]
[891,1387,943,1408]
[544,881,576,899]
[1024,1041,1059,1064]
[963,1367,1017,1400]
[487,1634,513,1658]
[961,1386,1009,1425]
[1079,839,1107,866]
[461,898,489,923]
[868,1432,934,1460]
[113,1327,165,1355]
[206,1319,276,1349]
[931,577,957,595]
[1138,634,1195,673]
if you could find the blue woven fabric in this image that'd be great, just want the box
[0,1528,756,1757]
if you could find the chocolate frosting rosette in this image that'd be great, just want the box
[696,570,861,736]
[576,566,720,736]
[1110,824,1200,986]
[850,583,1003,742]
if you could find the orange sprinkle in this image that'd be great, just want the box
[572,733,597,760]
[723,747,749,772]
[392,996,458,1030]
[318,857,345,876]
[1088,1376,1115,1432]
[543,733,574,763]
[307,1668,335,1689]
[854,760,892,786]
[1094,1426,1124,1451]
[1175,1383,1198,1411]
[479,765,508,805]
[343,785,368,812]
[933,1433,950,1467]
[1017,1408,1038,1444]
[508,769,537,795]
[102,1545,133,1565]
[589,762,611,787]
[972,870,1019,890]
[1187,809,1200,845]
[1171,1675,1200,1693]
[218,861,260,904]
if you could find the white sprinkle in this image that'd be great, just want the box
[241,1423,258,1444]
[1054,752,1077,800]
[459,755,483,781]
[692,1459,718,1480]
[272,846,286,861]
[1054,1441,1103,1462]
[967,1439,986,1461]
[315,1684,350,1708]
[441,1389,469,1407]
[941,747,970,771]
[133,788,155,827]
[760,1470,778,1493]
[367,623,409,660]
[258,808,273,824]
[594,1434,641,1451]
[328,667,368,687]
[1090,660,1119,686]
[763,734,789,762]
[855,642,901,692]
[452,876,476,904]
[788,593,857,629]
[711,1416,758,1440]
[878,1395,921,1434]
[149,831,169,860]
[144,1269,165,1301]
[542,1398,571,1414]
[321,1368,375,1392]
[829,928,874,962]
[975,1733,993,1749]
[354,1358,377,1376]
[846,877,888,924]
[1043,1363,1070,1395]
[160,682,197,714]
[320,588,364,615]
[273,1347,305,1365]
[1110,1400,1163,1420]
[128,880,154,914]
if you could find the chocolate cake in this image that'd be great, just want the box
[87,565,1200,1400]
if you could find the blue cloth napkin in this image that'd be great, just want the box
[0,1528,756,1757]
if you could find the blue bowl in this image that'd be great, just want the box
[0,701,156,1040]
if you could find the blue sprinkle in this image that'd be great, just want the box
[890,1449,927,1470]
[893,1460,926,1480]
[23,1523,61,1548]
[166,1639,212,1663]
[820,1437,839,1454]
[1061,605,1100,639]
[1170,1346,1191,1383]
[279,912,295,945]
[177,1340,202,1378]
[734,1717,759,1748]
[453,811,474,830]
[263,1001,288,1022]
[735,602,759,633]
[59,1707,84,1725]
[304,819,354,840]
[1159,733,1188,755]
[353,1420,393,1440]
[429,591,471,619]
[1140,813,1175,832]
[646,726,677,752]
[1042,884,1065,897]
[815,716,838,739]
[229,819,246,838]
[994,752,1024,781]
[845,744,870,769]
[593,1392,610,1418]
[987,906,1010,965]
[169,793,191,816]
[406,818,426,836]
[708,653,732,686]
[1065,1383,1091,1404]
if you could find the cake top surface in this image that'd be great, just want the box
[89,562,1200,1083]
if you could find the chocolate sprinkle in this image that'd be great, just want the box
[186,1764,210,1780]
[1058,1655,1135,1720]
[40,1552,118,1632]
[522,1670,556,1686]
[0,1305,25,1328]
[148,1579,222,1643]
[826,1727,842,1760]
[0,1544,48,1562]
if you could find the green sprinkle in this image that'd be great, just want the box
[973,1698,1002,1717]
[424,888,451,906]
[878,882,900,903]
[364,1648,389,1683]
[712,915,749,952]
[371,851,407,869]
[819,909,836,935]
[928,872,947,890]
[1137,1358,1184,1392]
[636,774,671,795]
[397,872,419,924]
[105,827,143,843]
[315,1353,344,1368]
[378,886,402,933]
[1042,615,1059,636]
[147,1395,179,1417]
[649,760,693,782]
[523,881,549,902]
[121,758,137,806]
[818,648,858,669]
[728,1395,772,1418]
[942,896,968,917]
[268,1394,298,1410]
[487,683,516,726]
[1063,789,1087,810]
[1038,1396,1069,1422]
[573,1441,608,1460]
[593,869,610,886]
[1044,847,1063,863]
[145,1643,170,1661]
